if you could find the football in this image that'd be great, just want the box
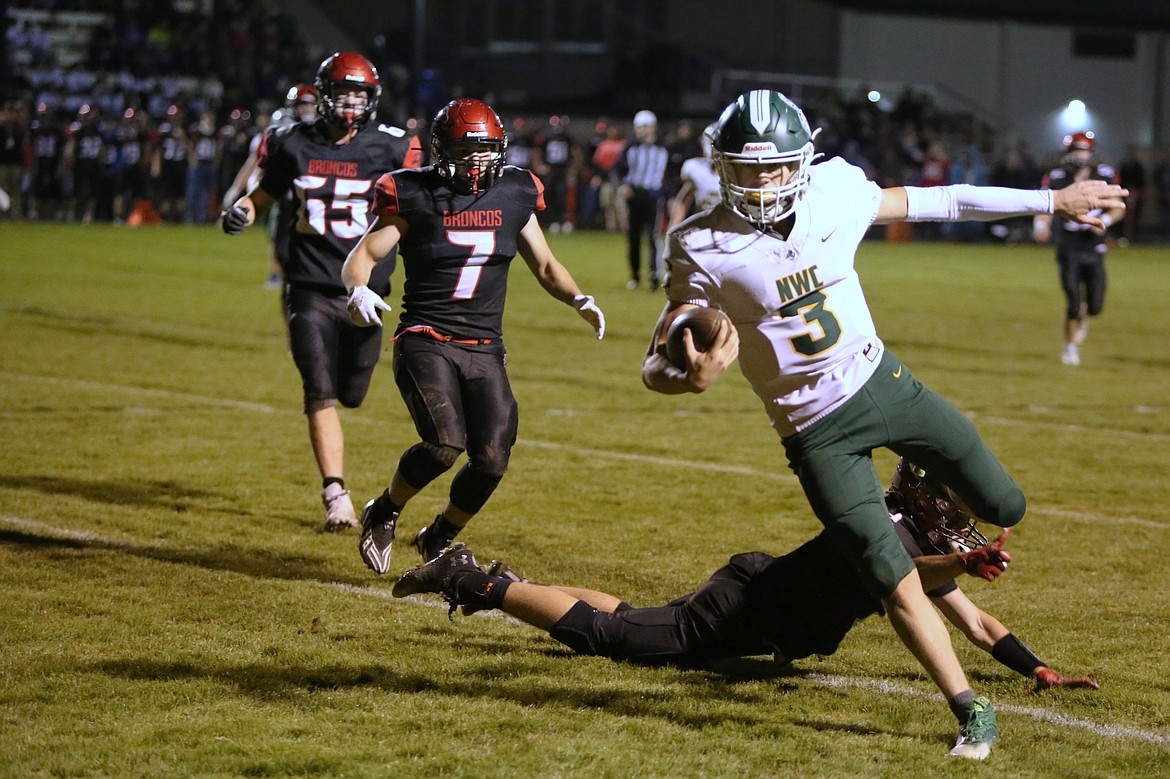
[665,307,731,370]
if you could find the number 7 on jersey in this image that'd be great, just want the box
[447,230,496,300]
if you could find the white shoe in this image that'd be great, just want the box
[1074,319,1089,345]
[1061,344,1080,366]
[322,484,358,531]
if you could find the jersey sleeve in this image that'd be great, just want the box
[528,170,546,211]
[663,230,719,307]
[256,127,293,198]
[372,172,402,218]
[403,135,424,169]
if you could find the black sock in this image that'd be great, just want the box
[322,476,345,490]
[948,689,977,721]
[991,633,1046,678]
[375,489,403,515]
[429,514,462,547]
[451,570,512,611]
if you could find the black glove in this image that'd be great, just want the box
[221,206,249,235]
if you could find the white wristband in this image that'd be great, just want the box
[904,185,1054,222]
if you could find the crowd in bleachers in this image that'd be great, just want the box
[2,2,1165,240]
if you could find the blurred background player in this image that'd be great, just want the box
[616,110,668,290]
[1033,131,1124,366]
[222,83,319,289]
[665,122,720,230]
[153,115,188,223]
[221,52,423,531]
[341,97,605,576]
[63,104,105,224]
[531,114,578,233]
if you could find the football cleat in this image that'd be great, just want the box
[1061,344,1081,366]
[948,696,999,760]
[463,559,528,616]
[357,498,399,574]
[322,485,358,532]
[392,543,480,602]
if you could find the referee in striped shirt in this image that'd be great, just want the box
[617,110,669,290]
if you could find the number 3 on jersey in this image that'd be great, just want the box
[779,290,842,356]
[448,230,496,300]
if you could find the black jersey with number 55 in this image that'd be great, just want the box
[372,165,546,341]
[258,120,423,295]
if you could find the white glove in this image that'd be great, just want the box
[572,294,605,340]
[347,285,392,327]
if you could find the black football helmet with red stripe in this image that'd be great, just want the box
[430,98,508,195]
[885,458,989,555]
[314,52,381,132]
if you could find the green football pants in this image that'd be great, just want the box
[781,349,1026,598]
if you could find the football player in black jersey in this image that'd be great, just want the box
[392,458,1096,698]
[1034,132,1125,366]
[223,83,320,290]
[341,98,605,576]
[221,51,424,532]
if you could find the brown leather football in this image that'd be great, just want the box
[665,307,731,370]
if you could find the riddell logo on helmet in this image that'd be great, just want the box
[742,142,778,153]
[465,131,490,138]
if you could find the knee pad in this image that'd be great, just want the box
[989,484,1026,528]
[398,441,462,489]
[336,382,370,409]
[549,600,603,655]
[448,464,505,516]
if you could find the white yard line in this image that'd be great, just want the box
[3,374,277,413]
[806,673,1168,745]
[3,514,1167,747]
[521,439,797,481]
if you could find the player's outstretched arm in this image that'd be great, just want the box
[517,214,606,339]
[1053,178,1128,230]
[876,180,1127,229]
[641,302,738,395]
[341,214,405,327]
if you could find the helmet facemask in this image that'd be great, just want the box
[430,99,508,195]
[886,458,989,555]
[321,83,377,132]
[433,138,507,195]
[712,90,821,227]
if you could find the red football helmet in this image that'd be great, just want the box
[314,52,381,131]
[1063,131,1095,153]
[885,458,989,555]
[430,98,508,194]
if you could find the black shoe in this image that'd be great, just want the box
[463,559,528,616]
[357,498,399,575]
[410,522,448,563]
[392,543,480,602]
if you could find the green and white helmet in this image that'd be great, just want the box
[711,90,820,225]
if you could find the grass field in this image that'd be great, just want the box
[1,222,1168,777]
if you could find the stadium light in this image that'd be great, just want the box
[1060,99,1090,131]
[867,90,881,103]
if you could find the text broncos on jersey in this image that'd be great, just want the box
[443,210,504,228]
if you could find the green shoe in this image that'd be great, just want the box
[948,696,1000,760]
